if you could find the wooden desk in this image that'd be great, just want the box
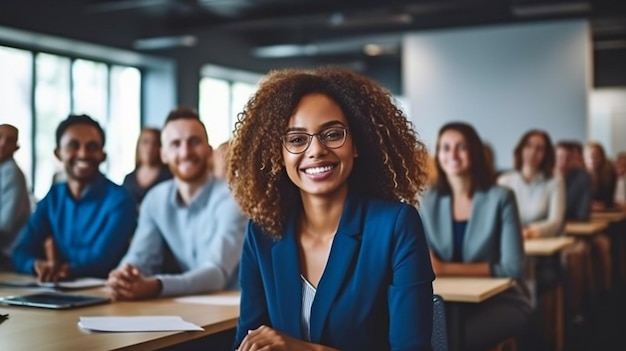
[433,277,514,351]
[591,211,626,223]
[433,277,514,303]
[591,211,626,286]
[565,221,608,236]
[0,273,239,351]
[524,236,574,351]
[525,236,575,256]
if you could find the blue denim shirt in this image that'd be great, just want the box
[12,173,137,278]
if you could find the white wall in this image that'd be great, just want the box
[589,88,626,158]
[403,20,591,170]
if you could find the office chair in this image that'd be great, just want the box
[432,294,449,351]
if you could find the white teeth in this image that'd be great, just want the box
[76,161,90,168]
[304,165,333,175]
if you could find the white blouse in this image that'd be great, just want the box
[300,275,316,342]
[497,170,565,237]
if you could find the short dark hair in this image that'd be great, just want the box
[162,106,208,141]
[434,122,494,195]
[556,140,583,155]
[55,114,105,149]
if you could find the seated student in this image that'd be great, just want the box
[0,124,31,270]
[497,129,565,314]
[554,140,595,314]
[106,107,247,300]
[12,114,137,281]
[555,140,592,221]
[229,67,434,351]
[614,151,626,210]
[420,122,531,351]
[212,140,229,180]
[122,127,172,207]
[583,141,615,294]
[585,141,617,211]
[498,130,565,240]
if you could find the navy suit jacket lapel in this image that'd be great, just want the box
[309,193,363,343]
[272,214,304,339]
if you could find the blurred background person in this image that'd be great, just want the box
[11,114,137,281]
[107,108,246,301]
[583,141,616,295]
[0,124,31,270]
[498,130,565,240]
[122,127,172,207]
[584,141,617,211]
[420,122,531,351]
[498,129,565,311]
[555,140,592,221]
[613,151,626,210]
[212,140,230,180]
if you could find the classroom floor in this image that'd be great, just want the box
[518,283,626,351]
[564,285,626,351]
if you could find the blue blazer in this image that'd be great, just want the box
[419,186,524,280]
[419,186,531,307]
[234,192,435,351]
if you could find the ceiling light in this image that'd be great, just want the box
[511,2,591,17]
[252,44,319,58]
[133,35,197,50]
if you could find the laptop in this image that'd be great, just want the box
[0,292,110,310]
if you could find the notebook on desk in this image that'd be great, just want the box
[0,292,110,309]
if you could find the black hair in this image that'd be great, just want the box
[55,114,105,148]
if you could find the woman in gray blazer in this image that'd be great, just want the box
[419,122,532,351]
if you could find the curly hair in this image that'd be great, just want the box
[228,66,429,238]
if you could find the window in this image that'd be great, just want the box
[1,45,142,200]
[34,53,71,199]
[108,66,141,184]
[0,46,33,187]
[199,65,261,148]
[199,77,231,147]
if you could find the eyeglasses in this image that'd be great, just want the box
[281,127,348,154]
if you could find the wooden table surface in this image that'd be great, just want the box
[433,277,514,303]
[0,273,239,351]
[565,221,608,236]
[591,211,626,223]
[524,236,575,256]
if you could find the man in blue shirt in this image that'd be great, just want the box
[106,107,246,299]
[12,114,137,281]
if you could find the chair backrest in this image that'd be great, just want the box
[432,294,449,351]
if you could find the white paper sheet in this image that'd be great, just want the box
[78,316,204,332]
[174,295,240,306]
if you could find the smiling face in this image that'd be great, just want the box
[161,118,212,183]
[282,93,357,200]
[437,129,471,178]
[54,123,106,184]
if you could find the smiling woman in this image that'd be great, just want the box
[228,66,434,351]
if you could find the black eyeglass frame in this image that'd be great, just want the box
[281,127,349,154]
